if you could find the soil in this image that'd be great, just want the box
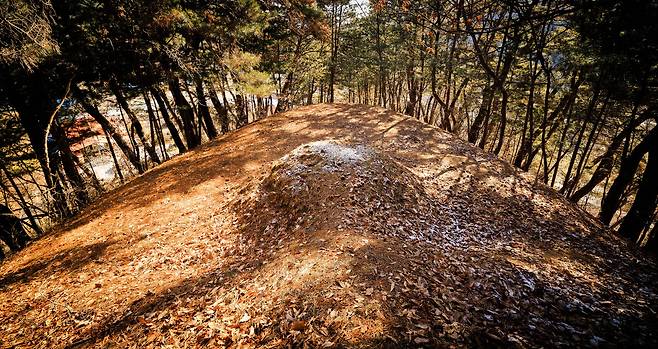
[0,104,656,348]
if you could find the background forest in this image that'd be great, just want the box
[1,0,657,258]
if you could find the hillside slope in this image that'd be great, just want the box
[1,104,656,348]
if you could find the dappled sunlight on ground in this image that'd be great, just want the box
[0,104,656,348]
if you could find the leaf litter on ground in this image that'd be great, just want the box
[0,104,656,348]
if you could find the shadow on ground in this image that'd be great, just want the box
[0,104,655,348]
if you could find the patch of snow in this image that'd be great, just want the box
[284,163,309,177]
[282,140,371,173]
[296,140,369,162]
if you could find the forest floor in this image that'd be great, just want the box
[1,104,657,348]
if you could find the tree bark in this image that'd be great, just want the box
[102,127,125,182]
[617,144,658,242]
[0,160,43,236]
[235,94,248,127]
[207,82,230,134]
[493,89,508,155]
[76,90,144,173]
[600,126,658,225]
[570,111,653,203]
[168,78,201,149]
[52,124,89,207]
[109,80,161,164]
[469,84,494,144]
[144,92,169,160]
[151,87,187,154]
[194,76,218,139]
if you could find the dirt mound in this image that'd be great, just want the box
[242,140,444,243]
[226,139,658,348]
[0,104,656,348]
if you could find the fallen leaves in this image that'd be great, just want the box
[1,105,657,349]
[239,312,251,323]
[289,320,306,331]
[414,337,430,344]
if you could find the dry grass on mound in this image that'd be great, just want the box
[0,104,656,348]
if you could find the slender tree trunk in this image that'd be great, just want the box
[103,128,124,182]
[539,72,552,180]
[600,126,658,225]
[469,83,494,144]
[479,91,498,150]
[570,111,653,203]
[567,96,609,196]
[493,89,508,155]
[308,78,315,104]
[143,92,167,160]
[52,125,89,207]
[76,91,144,173]
[151,87,186,154]
[515,64,538,170]
[404,64,417,117]
[618,144,658,242]
[276,35,303,113]
[0,160,43,236]
[644,222,658,252]
[149,93,170,160]
[235,94,248,127]
[207,82,230,134]
[70,152,103,193]
[194,76,218,139]
[550,107,573,187]
[168,78,201,149]
[160,88,185,133]
[109,80,161,164]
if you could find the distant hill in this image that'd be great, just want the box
[1,104,656,348]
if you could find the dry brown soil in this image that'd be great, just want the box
[1,104,656,348]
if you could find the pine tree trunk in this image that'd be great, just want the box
[644,223,658,253]
[404,64,417,117]
[151,87,187,154]
[102,128,125,182]
[235,95,248,127]
[469,84,494,144]
[168,79,201,149]
[567,96,609,196]
[194,76,218,139]
[570,111,652,203]
[0,160,43,236]
[617,145,658,242]
[144,92,167,160]
[207,82,230,134]
[76,91,144,173]
[52,124,89,207]
[600,126,658,225]
[493,89,508,155]
[109,80,161,164]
